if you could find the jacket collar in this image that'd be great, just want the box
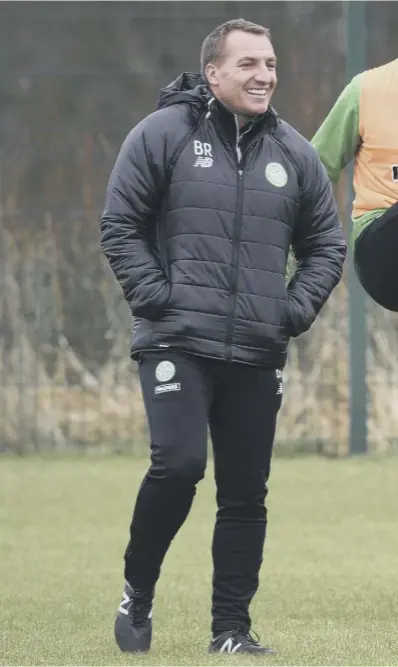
[205,95,278,147]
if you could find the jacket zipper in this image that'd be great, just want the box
[225,116,246,361]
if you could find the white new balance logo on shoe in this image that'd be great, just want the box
[219,637,242,653]
[118,590,153,618]
[118,591,130,615]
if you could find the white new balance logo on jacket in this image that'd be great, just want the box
[193,156,213,168]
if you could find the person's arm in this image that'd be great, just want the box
[311,75,361,184]
[286,147,347,338]
[100,114,171,320]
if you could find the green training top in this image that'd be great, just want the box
[311,75,386,246]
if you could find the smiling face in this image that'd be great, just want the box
[204,30,277,125]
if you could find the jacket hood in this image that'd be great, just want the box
[157,71,279,131]
[157,72,210,111]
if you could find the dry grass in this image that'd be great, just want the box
[2,225,398,454]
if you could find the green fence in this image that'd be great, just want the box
[0,1,397,455]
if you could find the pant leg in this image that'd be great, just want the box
[209,363,283,635]
[354,202,398,311]
[124,351,213,592]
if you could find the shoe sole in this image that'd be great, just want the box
[209,645,277,655]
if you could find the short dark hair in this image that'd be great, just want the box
[200,19,271,73]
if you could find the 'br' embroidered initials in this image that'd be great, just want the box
[193,140,213,168]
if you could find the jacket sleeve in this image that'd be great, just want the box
[100,113,171,320]
[286,147,347,337]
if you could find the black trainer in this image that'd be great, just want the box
[114,582,153,653]
[209,629,276,655]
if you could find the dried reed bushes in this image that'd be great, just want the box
[2,228,398,455]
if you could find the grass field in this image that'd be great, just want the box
[1,454,398,666]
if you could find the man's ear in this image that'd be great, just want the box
[204,63,218,87]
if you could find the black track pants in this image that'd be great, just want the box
[124,351,283,634]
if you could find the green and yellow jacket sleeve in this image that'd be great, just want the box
[311,75,361,184]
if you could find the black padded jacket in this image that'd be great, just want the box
[100,73,347,368]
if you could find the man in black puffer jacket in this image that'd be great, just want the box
[101,18,346,656]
